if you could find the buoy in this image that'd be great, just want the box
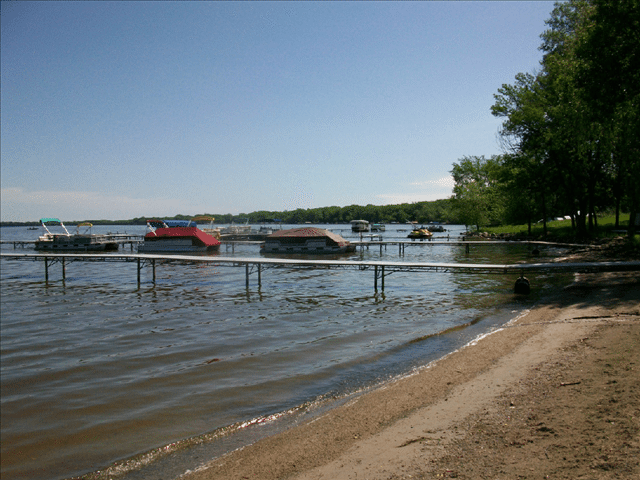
[514,276,530,294]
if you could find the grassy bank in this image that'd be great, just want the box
[484,214,638,242]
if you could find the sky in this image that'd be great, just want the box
[1,1,556,222]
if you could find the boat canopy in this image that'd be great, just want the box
[39,218,70,235]
[147,219,196,228]
[268,227,351,246]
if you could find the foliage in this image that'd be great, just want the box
[450,155,505,231]
[1,199,463,227]
[451,0,639,239]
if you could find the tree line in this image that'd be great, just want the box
[0,199,460,227]
[450,0,639,238]
[130,199,458,226]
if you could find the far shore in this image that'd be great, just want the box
[180,262,639,480]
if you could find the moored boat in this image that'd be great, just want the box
[407,226,433,239]
[190,216,222,239]
[261,227,356,254]
[350,220,370,232]
[138,219,221,253]
[426,223,446,232]
[34,218,119,251]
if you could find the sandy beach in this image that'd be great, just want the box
[181,244,639,480]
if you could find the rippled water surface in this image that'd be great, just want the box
[1,224,569,480]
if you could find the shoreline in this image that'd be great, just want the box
[182,271,639,480]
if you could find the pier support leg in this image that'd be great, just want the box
[381,265,385,291]
[44,257,49,282]
[137,258,141,285]
[258,263,261,287]
[152,259,156,284]
[245,264,249,289]
[465,243,470,255]
[62,259,66,281]
[374,265,378,291]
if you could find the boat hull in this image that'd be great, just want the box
[35,235,119,251]
[137,243,219,253]
[262,244,356,254]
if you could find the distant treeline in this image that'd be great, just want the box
[1,199,459,227]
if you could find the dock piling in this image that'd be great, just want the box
[374,265,378,291]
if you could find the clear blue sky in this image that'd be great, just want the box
[1,1,555,222]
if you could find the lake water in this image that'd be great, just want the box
[0,224,571,480]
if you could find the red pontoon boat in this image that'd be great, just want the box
[138,219,221,253]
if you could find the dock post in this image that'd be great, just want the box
[62,258,66,281]
[245,264,249,288]
[152,259,156,283]
[374,265,378,291]
[137,258,141,285]
[465,243,470,254]
[44,257,49,282]
[381,265,385,291]
[258,263,261,287]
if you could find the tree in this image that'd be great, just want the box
[451,155,505,231]
[576,0,640,237]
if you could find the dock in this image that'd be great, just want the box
[2,252,639,293]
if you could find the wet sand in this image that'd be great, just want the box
[181,264,639,480]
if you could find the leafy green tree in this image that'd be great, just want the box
[451,155,505,231]
[576,0,640,236]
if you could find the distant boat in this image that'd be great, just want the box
[407,226,433,240]
[350,220,370,232]
[34,218,118,251]
[190,215,221,239]
[261,227,356,254]
[426,223,446,232]
[371,223,385,232]
[138,219,221,253]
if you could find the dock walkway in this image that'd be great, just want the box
[2,252,639,292]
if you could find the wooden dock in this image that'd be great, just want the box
[2,252,639,293]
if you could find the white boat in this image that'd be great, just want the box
[350,220,370,232]
[34,219,119,251]
[371,223,385,232]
